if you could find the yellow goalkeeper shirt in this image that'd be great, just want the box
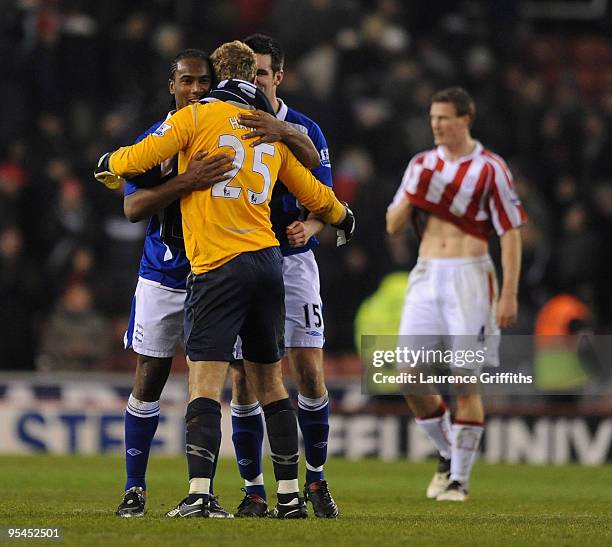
[109,101,345,273]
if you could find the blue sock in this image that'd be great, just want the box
[124,395,160,491]
[298,392,330,485]
[231,402,266,500]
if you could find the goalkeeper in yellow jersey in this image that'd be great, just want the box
[95,40,354,519]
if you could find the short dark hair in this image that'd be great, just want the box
[169,48,216,86]
[243,33,284,73]
[431,87,476,122]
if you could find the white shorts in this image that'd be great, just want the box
[124,277,185,358]
[234,251,325,359]
[399,255,500,368]
[283,250,325,348]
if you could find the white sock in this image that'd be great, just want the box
[277,479,299,495]
[297,391,329,412]
[450,422,484,486]
[245,473,264,487]
[415,406,452,460]
[189,478,210,495]
[230,401,261,417]
[126,394,160,418]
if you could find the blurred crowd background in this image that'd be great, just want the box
[1,0,611,372]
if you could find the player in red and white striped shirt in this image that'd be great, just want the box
[387,87,526,501]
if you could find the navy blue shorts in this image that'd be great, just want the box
[184,247,285,363]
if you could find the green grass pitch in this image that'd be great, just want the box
[0,456,610,546]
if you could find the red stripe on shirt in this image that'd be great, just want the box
[414,156,444,199]
[464,163,490,221]
[440,160,471,209]
[402,154,426,200]
[491,182,513,232]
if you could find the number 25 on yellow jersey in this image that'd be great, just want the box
[212,134,275,205]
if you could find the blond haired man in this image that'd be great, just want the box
[95,41,354,518]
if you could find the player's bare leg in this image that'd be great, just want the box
[188,359,228,402]
[230,362,269,517]
[288,347,338,518]
[454,394,484,422]
[403,393,444,419]
[132,355,173,401]
[117,355,172,517]
[404,392,452,499]
[289,348,326,398]
[437,392,484,502]
[231,362,258,405]
[243,359,306,519]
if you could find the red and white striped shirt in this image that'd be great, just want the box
[390,141,526,240]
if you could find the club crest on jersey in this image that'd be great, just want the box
[153,122,172,137]
[320,148,331,167]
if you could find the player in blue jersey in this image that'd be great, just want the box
[230,34,339,518]
[116,48,236,518]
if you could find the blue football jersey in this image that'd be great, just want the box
[124,118,190,291]
[270,99,333,257]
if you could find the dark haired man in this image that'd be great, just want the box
[229,33,340,519]
[115,49,234,518]
[387,87,526,501]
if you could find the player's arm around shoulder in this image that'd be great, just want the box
[277,121,319,168]
[277,146,341,222]
[238,109,319,168]
[104,106,197,179]
[123,151,233,222]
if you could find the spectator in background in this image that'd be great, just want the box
[43,176,96,291]
[534,294,592,398]
[591,184,612,325]
[581,109,612,182]
[0,153,27,227]
[0,224,41,370]
[37,281,112,371]
[553,201,601,299]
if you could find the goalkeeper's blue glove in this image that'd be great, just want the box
[332,202,355,246]
[94,152,123,190]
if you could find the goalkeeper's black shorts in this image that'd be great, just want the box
[184,246,285,364]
